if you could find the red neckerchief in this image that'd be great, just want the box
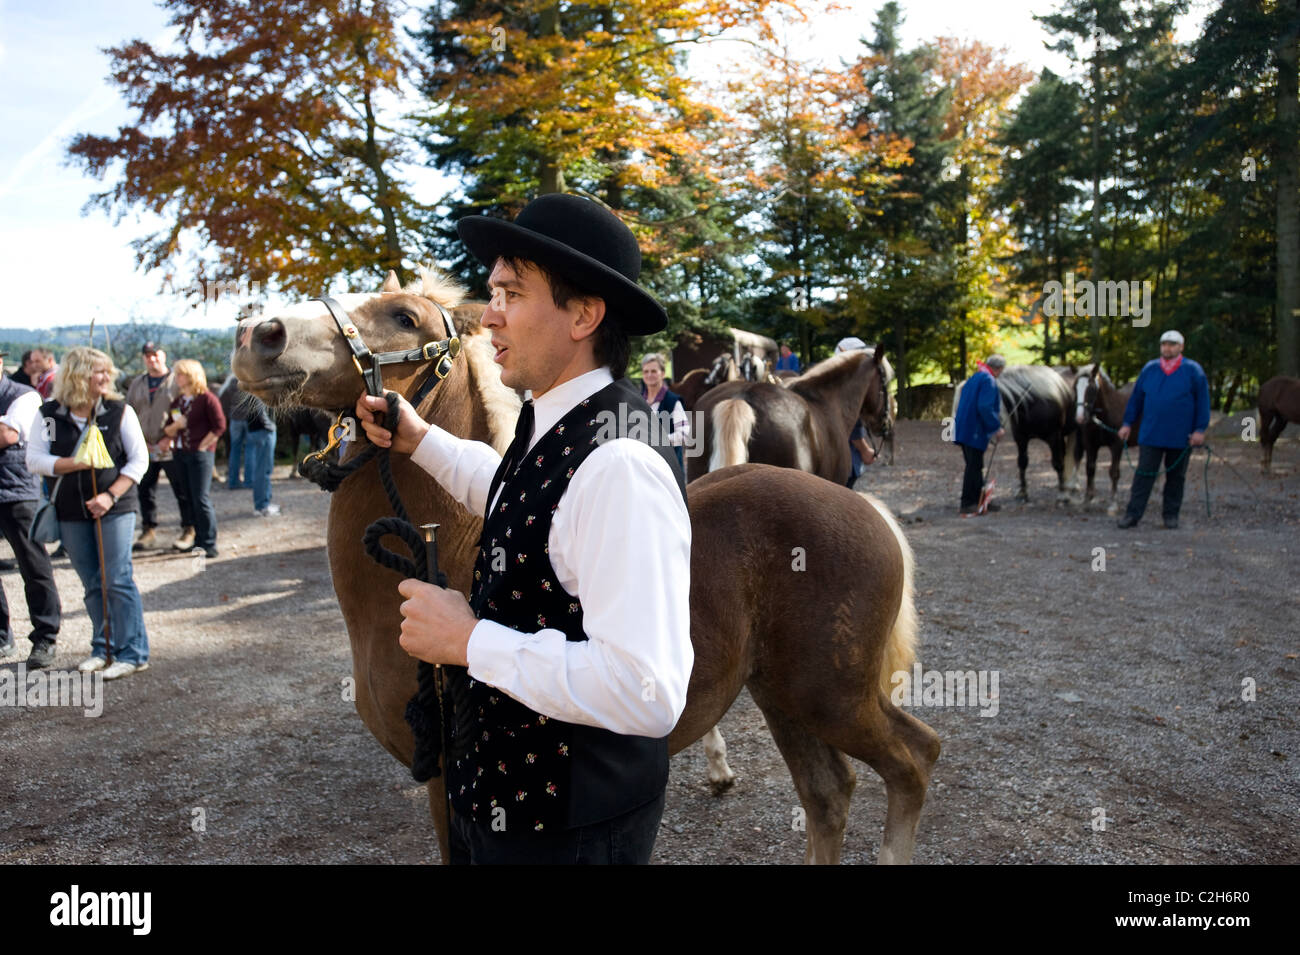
[976,361,993,377]
[1159,355,1183,375]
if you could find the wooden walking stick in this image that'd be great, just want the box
[75,419,116,665]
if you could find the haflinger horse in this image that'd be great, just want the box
[685,346,893,792]
[1258,375,1300,473]
[955,364,1078,502]
[687,348,893,486]
[673,352,737,411]
[1072,363,1138,511]
[231,269,940,865]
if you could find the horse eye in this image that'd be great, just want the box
[395,311,416,330]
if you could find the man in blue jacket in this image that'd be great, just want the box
[954,354,1007,515]
[1116,330,1210,529]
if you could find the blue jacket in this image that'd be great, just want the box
[1123,358,1210,449]
[954,369,1002,451]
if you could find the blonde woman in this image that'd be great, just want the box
[26,347,151,679]
[161,359,226,558]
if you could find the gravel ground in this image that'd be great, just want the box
[1,426,1296,865]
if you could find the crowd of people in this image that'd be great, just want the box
[0,342,280,679]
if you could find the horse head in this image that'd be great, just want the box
[703,352,732,386]
[860,347,892,433]
[232,267,470,412]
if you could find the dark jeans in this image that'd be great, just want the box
[449,790,666,865]
[138,456,193,529]
[1123,445,1191,524]
[0,498,60,645]
[958,442,985,509]
[173,449,217,549]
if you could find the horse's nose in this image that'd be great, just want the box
[251,318,287,360]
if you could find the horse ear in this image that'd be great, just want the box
[873,346,886,367]
[381,270,401,293]
[418,263,436,295]
[1069,363,1077,374]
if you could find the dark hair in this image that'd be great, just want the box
[497,255,630,379]
[19,350,33,362]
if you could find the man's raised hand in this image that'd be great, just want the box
[355,389,429,455]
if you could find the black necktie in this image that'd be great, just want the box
[485,399,534,519]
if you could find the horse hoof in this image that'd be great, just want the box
[709,774,737,796]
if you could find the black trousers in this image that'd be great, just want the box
[1123,445,1191,524]
[449,789,666,865]
[0,498,61,646]
[959,443,985,509]
[138,456,193,529]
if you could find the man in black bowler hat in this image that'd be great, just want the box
[357,193,693,864]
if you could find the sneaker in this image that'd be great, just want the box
[1117,515,1139,529]
[133,527,158,551]
[77,655,107,672]
[1163,517,1179,529]
[102,660,149,681]
[50,544,68,560]
[0,558,16,571]
[984,502,1002,513]
[0,639,15,659]
[255,504,281,517]
[172,527,196,551]
[204,547,219,559]
[26,639,56,670]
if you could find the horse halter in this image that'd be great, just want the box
[304,295,461,464]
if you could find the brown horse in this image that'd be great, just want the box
[1072,363,1138,511]
[686,348,892,486]
[673,353,736,411]
[231,272,939,864]
[1259,375,1300,473]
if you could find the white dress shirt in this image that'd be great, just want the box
[26,399,149,484]
[411,366,693,738]
[0,390,43,445]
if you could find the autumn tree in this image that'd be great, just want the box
[845,1,955,408]
[68,0,427,298]
[932,38,1032,379]
[411,0,815,306]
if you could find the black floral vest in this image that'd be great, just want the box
[448,379,685,833]
[41,399,140,520]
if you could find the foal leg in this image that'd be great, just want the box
[822,698,940,865]
[749,691,856,864]
[702,725,737,794]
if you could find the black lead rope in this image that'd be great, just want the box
[299,393,465,784]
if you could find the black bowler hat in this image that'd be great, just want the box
[457,193,668,336]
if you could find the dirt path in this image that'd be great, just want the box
[2,429,1296,864]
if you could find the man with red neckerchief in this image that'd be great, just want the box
[1116,330,1210,530]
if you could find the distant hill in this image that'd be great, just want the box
[1,324,237,378]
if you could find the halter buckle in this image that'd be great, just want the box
[303,413,350,466]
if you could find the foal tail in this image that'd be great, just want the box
[860,492,918,697]
[709,399,756,472]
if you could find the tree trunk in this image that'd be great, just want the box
[1090,27,1103,363]
[1276,0,1299,376]
[537,5,565,195]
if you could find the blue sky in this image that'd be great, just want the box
[0,0,1208,332]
